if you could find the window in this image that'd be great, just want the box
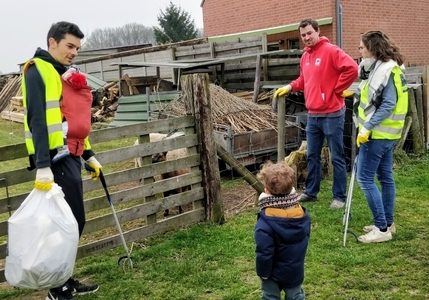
[287,39,299,49]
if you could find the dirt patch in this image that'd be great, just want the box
[221,180,258,219]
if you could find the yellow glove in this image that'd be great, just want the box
[34,167,54,190]
[86,156,102,179]
[341,89,354,98]
[356,128,370,147]
[273,84,291,98]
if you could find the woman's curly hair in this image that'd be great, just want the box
[361,31,404,65]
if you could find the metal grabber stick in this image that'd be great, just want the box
[85,164,133,270]
[343,155,359,247]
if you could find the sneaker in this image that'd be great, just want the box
[46,286,74,300]
[363,223,396,234]
[67,278,99,296]
[299,193,317,202]
[330,199,345,209]
[358,226,392,243]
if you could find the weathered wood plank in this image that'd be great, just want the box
[0,143,27,161]
[0,135,198,189]
[77,208,204,258]
[90,115,194,143]
[94,134,198,166]
[116,103,166,113]
[213,40,262,52]
[0,172,203,242]
[0,168,35,186]
[82,187,204,234]
[0,116,195,161]
[0,155,201,215]
[83,165,202,211]
[117,93,179,104]
[408,89,424,154]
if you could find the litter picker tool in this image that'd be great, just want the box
[85,164,133,271]
[343,155,359,247]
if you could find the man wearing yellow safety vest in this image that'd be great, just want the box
[354,31,408,244]
[22,21,100,300]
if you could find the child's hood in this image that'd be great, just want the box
[259,208,311,243]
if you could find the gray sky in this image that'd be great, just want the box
[0,0,203,74]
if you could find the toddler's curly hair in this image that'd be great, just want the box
[257,161,295,196]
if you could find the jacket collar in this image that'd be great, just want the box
[304,36,329,53]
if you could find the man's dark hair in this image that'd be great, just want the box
[298,18,319,31]
[46,21,84,47]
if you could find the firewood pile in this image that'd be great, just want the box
[90,81,119,124]
[0,73,120,124]
[0,74,23,122]
[159,84,297,134]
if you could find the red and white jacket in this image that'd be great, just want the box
[291,37,358,114]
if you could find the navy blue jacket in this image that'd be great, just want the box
[254,207,311,288]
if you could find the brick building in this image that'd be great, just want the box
[200,0,429,65]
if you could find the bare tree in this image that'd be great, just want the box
[82,23,155,50]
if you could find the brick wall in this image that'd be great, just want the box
[202,0,429,65]
[202,0,334,36]
[343,0,429,65]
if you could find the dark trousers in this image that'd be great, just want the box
[51,155,85,236]
[261,278,305,300]
[305,114,347,200]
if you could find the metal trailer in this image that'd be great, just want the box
[213,115,301,168]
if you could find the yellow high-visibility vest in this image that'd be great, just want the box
[22,58,63,155]
[357,66,408,140]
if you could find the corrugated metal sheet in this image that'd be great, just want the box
[86,73,107,90]
[110,91,180,127]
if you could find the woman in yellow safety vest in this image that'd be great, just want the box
[354,31,408,244]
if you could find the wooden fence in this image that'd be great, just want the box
[0,74,223,283]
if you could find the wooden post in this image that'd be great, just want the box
[408,89,424,154]
[146,87,151,118]
[261,33,269,82]
[396,116,412,151]
[422,65,429,149]
[181,74,224,224]
[118,65,123,97]
[252,54,262,103]
[277,95,286,161]
[216,144,264,194]
[415,85,424,138]
[140,133,157,225]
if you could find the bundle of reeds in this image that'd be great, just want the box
[160,84,295,133]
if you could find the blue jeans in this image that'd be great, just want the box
[356,140,396,229]
[305,114,347,200]
[261,278,305,300]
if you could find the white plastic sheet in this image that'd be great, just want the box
[5,184,79,289]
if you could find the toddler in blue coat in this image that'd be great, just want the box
[255,161,311,300]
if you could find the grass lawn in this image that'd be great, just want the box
[0,118,428,299]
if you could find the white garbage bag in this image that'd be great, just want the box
[5,184,79,289]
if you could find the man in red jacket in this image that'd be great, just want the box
[275,18,358,209]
